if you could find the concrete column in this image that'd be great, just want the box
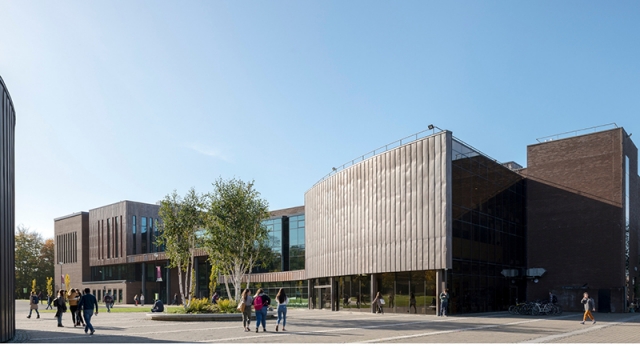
[165,261,170,304]
[371,274,378,313]
[331,277,337,311]
[194,257,200,297]
[436,270,444,316]
[141,262,146,301]
[308,280,314,310]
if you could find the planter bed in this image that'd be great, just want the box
[147,312,277,321]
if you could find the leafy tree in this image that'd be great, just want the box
[209,263,219,299]
[46,277,53,297]
[202,178,270,301]
[31,279,36,294]
[15,226,45,298]
[156,188,203,307]
[65,274,70,291]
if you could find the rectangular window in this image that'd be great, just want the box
[107,218,111,259]
[132,215,137,255]
[115,217,119,258]
[149,218,154,252]
[141,217,148,253]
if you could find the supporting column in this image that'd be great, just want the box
[165,261,170,304]
[194,257,200,297]
[308,280,314,310]
[141,263,146,301]
[371,274,378,313]
[331,277,337,311]
[436,269,444,316]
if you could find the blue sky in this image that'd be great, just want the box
[1,1,639,239]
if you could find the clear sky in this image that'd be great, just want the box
[1,1,639,240]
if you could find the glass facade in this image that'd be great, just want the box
[450,139,526,313]
[261,218,283,272]
[132,215,137,255]
[141,217,147,253]
[288,214,305,270]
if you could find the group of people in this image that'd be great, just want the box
[239,287,289,333]
[26,288,100,335]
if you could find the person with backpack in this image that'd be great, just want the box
[104,292,113,312]
[77,288,99,335]
[253,288,271,333]
[439,289,450,317]
[54,289,67,327]
[27,291,40,319]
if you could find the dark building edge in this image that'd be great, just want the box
[0,75,16,343]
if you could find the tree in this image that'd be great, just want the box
[202,178,270,302]
[156,188,203,307]
[15,226,46,299]
[209,263,219,299]
[65,274,70,291]
[46,277,53,297]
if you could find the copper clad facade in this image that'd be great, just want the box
[0,76,16,342]
[305,131,453,279]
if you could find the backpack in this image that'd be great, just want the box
[261,294,271,306]
[253,294,264,310]
[53,297,59,307]
[32,295,39,304]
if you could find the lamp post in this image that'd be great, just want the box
[154,253,159,301]
[58,262,64,291]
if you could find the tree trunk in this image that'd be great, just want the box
[224,274,232,300]
[177,262,186,308]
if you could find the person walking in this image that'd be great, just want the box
[275,288,288,332]
[373,291,384,314]
[104,292,113,312]
[253,288,271,333]
[140,293,145,306]
[388,293,394,308]
[240,289,253,332]
[46,294,53,310]
[75,289,85,327]
[409,292,417,314]
[67,289,80,326]
[580,292,596,325]
[134,294,139,306]
[78,288,99,335]
[439,289,450,317]
[27,291,40,319]
[54,289,67,327]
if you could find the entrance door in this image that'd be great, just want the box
[598,289,611,313]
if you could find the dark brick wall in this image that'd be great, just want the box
[525,128,635,312]
[54,213,89,293]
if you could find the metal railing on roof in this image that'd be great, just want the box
[310,126,444,189]
[536,123,619,143]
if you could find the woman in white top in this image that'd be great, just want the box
[275,288,288,332]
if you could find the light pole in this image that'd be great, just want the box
[59,262,64,291]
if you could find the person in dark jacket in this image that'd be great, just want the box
[54,289,67,327]
[78,288,99,335]
[151,299,164,312]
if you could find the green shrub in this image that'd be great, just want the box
[215,299,238,313]
[184,297,215,314]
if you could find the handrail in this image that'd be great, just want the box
[536,123,619,143]
[309,126,444,189]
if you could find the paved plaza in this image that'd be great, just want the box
[10,300,640,344]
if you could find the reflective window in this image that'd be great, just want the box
[141,217,148,253]
[289,214,305,270]
[132,216,137,255]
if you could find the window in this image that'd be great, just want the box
[132,216,137,255]
[141,217,148,253]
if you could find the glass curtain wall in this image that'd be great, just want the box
[289,214,305,270]
[450,139,526,313]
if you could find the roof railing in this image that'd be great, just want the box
[310,125,444,189]
[536,123,619,143]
